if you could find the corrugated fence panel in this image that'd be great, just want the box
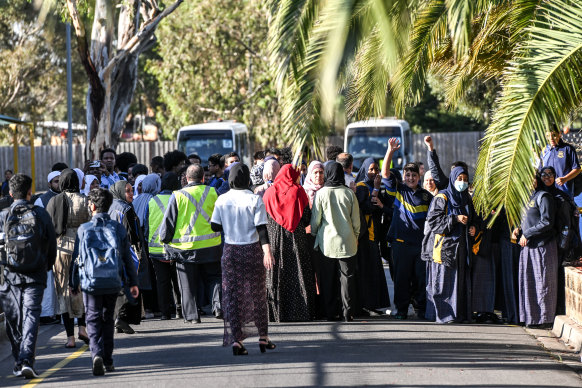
[0,141,177,192]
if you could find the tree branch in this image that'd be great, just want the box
[65,0,104,98]
[101,0,183,79]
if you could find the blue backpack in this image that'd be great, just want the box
[78,218,123,294]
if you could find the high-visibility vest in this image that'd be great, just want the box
[148,193,171,255]
[168,185,221,251]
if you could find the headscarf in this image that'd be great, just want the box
[134,174,146,198]
[46,169,79,237]
[250,163,265,186]
[323,162,346,187]
[263,159,281,183]
[439,166,470,215]
[110,180,130,202]
[47,171,60,184]
[161,172,181,192]
[263,164,309,233]
[423,171,438,196]
[540,166,559,193]
[59,168,80,193]
[355,157,376,185]
[229,163,251,190]
[73,168,85,190]
[133,174,161,224]
[303,160,324,206]
[82,174,99,196]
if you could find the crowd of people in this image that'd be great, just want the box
[1,125,581,378]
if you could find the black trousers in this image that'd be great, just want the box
[151,260,182,317]
[84,293,117,366]
[176,261,221,320]
[392,242,426,315]
[318,254,356,319]
[0,283,43,365]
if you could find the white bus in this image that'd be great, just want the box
[344,118,412,170]
[176,121,251,167]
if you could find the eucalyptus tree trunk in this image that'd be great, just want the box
[65,0,183,160]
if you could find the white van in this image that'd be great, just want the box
[344,118,412,170]
[177,121,251,167]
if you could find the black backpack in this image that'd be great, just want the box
[554,195,582,259]
[2,204,44,274]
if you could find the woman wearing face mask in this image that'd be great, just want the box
[381,138,433,320]
[422,166,478,324]
[512,171,558,328]
[354,158,390,316]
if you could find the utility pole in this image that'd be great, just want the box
[66,23,74,167]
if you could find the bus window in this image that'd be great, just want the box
[346,126,403,169]
[177,130,233,165]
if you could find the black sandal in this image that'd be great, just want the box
[232,341,248,356]
[259,338,276,353]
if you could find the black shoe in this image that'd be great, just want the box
[115,319,135,334]
[78,334,90,345]
[105,364,115,372]
[40,316,60,325]
[232,341,248,356]
[160,315,171,320]
[394,312,407,320]
[259,339,277,353]
[13,363,22,377]
[326,315,342,322]
[214,309,223,320]
[92,356,104,376]
[21,360,39,379]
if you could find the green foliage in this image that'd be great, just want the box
[474,0,582,227]
[145,0,279,145]
[0,0,87,145]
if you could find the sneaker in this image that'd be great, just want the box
[105,364,115,372]
[21,360,39,379]
[92,356,104,376]
[13,363,22,377]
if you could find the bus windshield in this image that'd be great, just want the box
[177,130,233,164]
[346,126,403,169]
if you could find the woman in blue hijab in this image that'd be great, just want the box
[423,166,478,323]
[353,158,391,316]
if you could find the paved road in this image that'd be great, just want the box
[1,315,581,387]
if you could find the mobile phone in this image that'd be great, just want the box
[90,160,101,168]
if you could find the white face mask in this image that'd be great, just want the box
[454,181,469,192]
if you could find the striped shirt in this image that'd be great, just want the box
[382,174,432,246]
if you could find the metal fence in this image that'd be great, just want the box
[0,132,486,192]
[0,141,177,192]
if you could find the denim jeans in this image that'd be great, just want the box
[0,283,44,365]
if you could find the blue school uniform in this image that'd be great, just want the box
[382,173,432,316]
[540,139,580,197]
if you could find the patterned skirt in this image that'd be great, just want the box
[222,242,268,346]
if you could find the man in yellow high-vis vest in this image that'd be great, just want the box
[160,165,222,323]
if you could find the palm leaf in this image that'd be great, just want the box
[474,0,582,227]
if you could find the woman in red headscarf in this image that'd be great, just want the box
[263,164,316,322]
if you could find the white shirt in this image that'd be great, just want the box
[211,189,268,245]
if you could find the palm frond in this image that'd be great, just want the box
[474,0,582,227]
[392,0,447,117]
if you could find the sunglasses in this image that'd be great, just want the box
[541,172,555,178]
